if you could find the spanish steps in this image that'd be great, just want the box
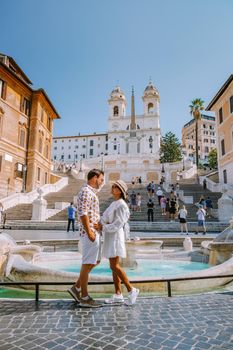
[4,173,222,224]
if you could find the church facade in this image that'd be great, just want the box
[107,83,161,158]
[53,82,187,183]
[53,81,161,162]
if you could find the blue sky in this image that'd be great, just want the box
[1,0,233,139]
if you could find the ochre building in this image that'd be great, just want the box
[206,75,233,185]
[182,114,216,165]
[0,53,60,198]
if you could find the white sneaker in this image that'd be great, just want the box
[105,294,124,304]
[126,288,139,305]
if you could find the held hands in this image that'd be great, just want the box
[93,222,103,232]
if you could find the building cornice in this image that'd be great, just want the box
[0,62,60,119]
[53,133,107,140]
[206,75,233,110]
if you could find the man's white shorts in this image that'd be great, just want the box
[79,232,101,265]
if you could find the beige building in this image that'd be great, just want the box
[206,75,233,185]
[0,53,60,198]
[182,114,216,165]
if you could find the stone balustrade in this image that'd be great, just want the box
[1,175,68,211]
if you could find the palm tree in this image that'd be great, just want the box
[189,98,205,168]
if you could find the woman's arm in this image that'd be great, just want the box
[102,205,129,234]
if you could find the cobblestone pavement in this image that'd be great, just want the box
[0,293,233,350]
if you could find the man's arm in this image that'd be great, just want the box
[80,215,96,242]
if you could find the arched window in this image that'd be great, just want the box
[113,106,119,116]
[148,103,154,113]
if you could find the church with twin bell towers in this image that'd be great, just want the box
[107,81,161,158]
[53,81,174,182]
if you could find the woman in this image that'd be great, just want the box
[178,205,188,234]
[165,197,170,218]
[199,195,206,209]
[160,196,166,216]
[0,203,3,227]
[136,193,142,212]
[94,180,139,305]
[169,198,177,221]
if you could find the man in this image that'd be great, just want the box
[205,197,213,217]
[203,178,207,190]
[195,205,207,235]
[151,181,156,198]
[130,191,137,211]
[67,202,77,232]
[147,199,154,222]
[68,169,105,307]
[156,186,163,206]
[146,182,152,198]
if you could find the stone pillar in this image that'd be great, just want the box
[31,189,47,221]
[218,191,233,222]
[183,237,193,251]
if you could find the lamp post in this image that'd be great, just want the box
[74,150,76,166]
[22,165,27,193]
[149,136,153,153]
[100,153,104,171]
[182,154,185,171]
[79,154,83,172]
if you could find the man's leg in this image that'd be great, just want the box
[78,263,95,297]
[67,219,71,232]
[72,219,75,232]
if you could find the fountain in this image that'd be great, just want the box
[201,217,233,265]
[1,228,233,295]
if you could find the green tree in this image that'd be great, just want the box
[189,98,205,168]
[208,148,218,169]
[160,132,182,163]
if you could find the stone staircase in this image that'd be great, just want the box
[48,181,113,221]
[178,183,222,221]
[4,173,222,224]
[4,175,85,222]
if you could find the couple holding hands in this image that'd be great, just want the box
[68,168,139,308]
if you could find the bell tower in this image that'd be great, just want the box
[142,79,160,118]
[108,86,126,118]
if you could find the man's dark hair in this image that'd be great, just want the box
[87,168,104,181]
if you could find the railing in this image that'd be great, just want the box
[1,176,68,211]
[1,274,233,302]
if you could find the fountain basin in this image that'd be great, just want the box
[1,232,233,295]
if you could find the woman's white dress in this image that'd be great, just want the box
[101,199,130,258]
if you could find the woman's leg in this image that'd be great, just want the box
[109,257,132,293]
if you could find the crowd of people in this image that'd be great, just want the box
[127,180,213,235]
